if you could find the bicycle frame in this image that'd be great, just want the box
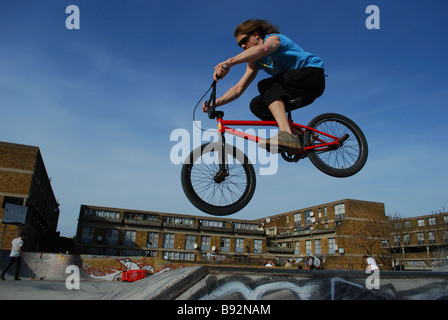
[217,118,345,153]
[207,81,346,154]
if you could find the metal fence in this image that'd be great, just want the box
[433,247,448,268]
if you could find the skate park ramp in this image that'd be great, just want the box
[0,250,90,281]
[101,266,448,300]
[1,251,448,300]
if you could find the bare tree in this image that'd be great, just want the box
[386,212,405,270]
[348,217,391,269]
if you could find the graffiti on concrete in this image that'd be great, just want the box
[81,256,184,281]
[186,273,448,300]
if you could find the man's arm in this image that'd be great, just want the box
[213,35,281,81]
[216,63,258,106]
[18,240,24,256]
[229,35,281,66]
[203,63,258,112]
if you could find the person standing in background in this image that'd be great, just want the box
[1,233,27,280]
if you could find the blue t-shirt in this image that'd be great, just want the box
[255,34,324,75]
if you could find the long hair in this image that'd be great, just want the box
[234,19,280,38]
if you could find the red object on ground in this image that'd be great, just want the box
[122,270,146,282]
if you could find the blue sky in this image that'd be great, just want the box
[1,0,447,237]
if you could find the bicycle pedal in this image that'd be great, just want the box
[281,152,304,163]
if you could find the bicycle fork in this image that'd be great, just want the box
[214,132,229,183]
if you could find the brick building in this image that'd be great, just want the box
[0,141,60,251]
[75,199,389,270]
[390,212,448,270]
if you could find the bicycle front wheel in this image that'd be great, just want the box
[181,142,256,216]
[304,113,368,177]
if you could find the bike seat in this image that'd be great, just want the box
[285,97,303,120]
[287,97,304,109]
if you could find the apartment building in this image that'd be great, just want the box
[75,199,389,270]
[390,212,448,270]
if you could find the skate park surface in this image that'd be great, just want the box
[1,251,448,300]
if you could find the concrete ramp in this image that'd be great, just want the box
[1,251,448,300]
[0,251,185,281]
[101,266,448,300]
[0,251,89,281]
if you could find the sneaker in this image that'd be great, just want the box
[14,277,21,281]
[0,274,5,280]
[258,131,302,154]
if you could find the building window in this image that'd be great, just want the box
[394,234,400,246]
[417,233,424,245]
[404,220,411,228]
[328,238,336,254]
[201,219,225,228]
[147,232,159,248]
[304,210,313,224]
[418,219,425,227]
[201,236,210,251]
[80,227,94,244]
[404,234,410,245]
[334,203,345,219]
[294,212,301,226]
[233,222,258,230]
[125,212,159,222]
[124,230,136,247]
[315,239,321,254]
[294,241,300,255]
[163,216,194,225]
[86,209,120,219]
[428,217,436,226]
[324,207,328,221]
[235,238,244,253]
[146,251,157,258]
[185,235,196,250]
[254,239,262,253]
[220,237,230,252]
[306,240,312,255]
[106,229,119,245]
[163,233,174,249]
[163,251,195,261]
[428,231,436,244]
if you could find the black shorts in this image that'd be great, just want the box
[250,67,326,120]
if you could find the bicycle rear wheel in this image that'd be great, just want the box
[181,142,256,215]
[304,113,368,177]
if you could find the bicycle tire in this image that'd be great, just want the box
[181,142,256,216]
[304,113,368,177]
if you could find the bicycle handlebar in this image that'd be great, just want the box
[206,64,228,119]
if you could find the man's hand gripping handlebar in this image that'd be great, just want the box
[205,63,228,119]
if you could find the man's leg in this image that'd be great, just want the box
[14,257,22,279]
[268,99,292,134]
[1,257,16,279]
[259,99,301,153]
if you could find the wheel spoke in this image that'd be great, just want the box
[189,147,250,208]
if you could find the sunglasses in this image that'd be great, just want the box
[237,31,254,47]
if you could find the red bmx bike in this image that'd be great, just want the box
[181,81,368,216]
